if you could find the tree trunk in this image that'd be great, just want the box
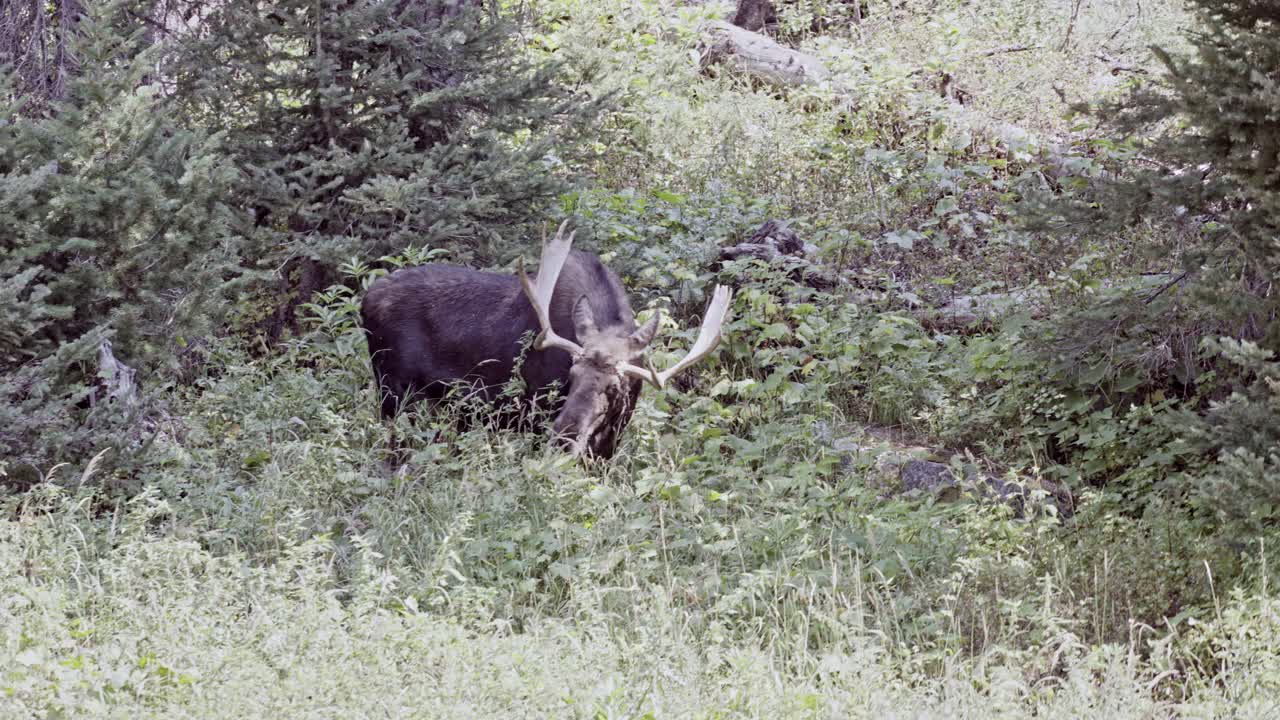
[731,0,776,32]
[262,257,333,347]
[52,0,79,100]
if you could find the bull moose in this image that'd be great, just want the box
[360,221,732,458]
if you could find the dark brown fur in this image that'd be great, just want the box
[360,250,644,458]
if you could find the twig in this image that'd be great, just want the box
[1132,155,1175,173]
[1095,51,1148,75]
[907,45,1041,77]
[1143,271,1189,304]
[971,44,1041,59]
[1106,10,1139,44]
[1060,0,1085,53]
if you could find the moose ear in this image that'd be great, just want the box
[629,310,661,352]
[572,295,598,340]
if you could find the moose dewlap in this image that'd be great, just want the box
[360,221,732,459]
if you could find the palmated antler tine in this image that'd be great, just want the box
[622,285,733,389]
[618,356,659,386]
[518,220,584,356]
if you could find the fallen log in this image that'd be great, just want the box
[814,421,1074,517]
[917,273,1179,331]
[717,219,839,290]
[698,21,1077,177]
[919,287,1049,331]
[699,20,830,88]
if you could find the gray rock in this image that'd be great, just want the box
[899,460,958,494]
[815,420,1072,516]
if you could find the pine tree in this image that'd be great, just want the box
[1030,1,1280,541]
[1017,0,1280,405]
[1,0,599,480]
[166,0,603,340]
[1089,0,1280,349]
[1,2,240,483]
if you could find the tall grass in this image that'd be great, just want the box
[4,475,1278,717]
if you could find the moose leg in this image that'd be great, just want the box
[381,380,458,469]
[375,378,419,468]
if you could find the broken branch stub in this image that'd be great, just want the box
[96,339,140,408]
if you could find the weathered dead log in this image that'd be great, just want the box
[698,22,1081,177]
[943,102,1078,178]
[918,274,1179,331]
[718,219,839,290]
[699,20,830,88]
[720,218,806,260]
[918,288,1049,331]
[815,421,1074,517]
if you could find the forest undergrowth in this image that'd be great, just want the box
[3,0,1279,717]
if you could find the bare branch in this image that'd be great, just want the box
[1095,51,1149,75]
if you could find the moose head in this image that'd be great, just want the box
[518,222,733,456]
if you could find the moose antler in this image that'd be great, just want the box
[519,220,586,356]
[521,220,733,387]
[620,284,733,389]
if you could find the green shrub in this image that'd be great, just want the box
[1,4,239,482]
[170,0,603,270]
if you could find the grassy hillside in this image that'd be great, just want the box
[4,0,1279,717]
